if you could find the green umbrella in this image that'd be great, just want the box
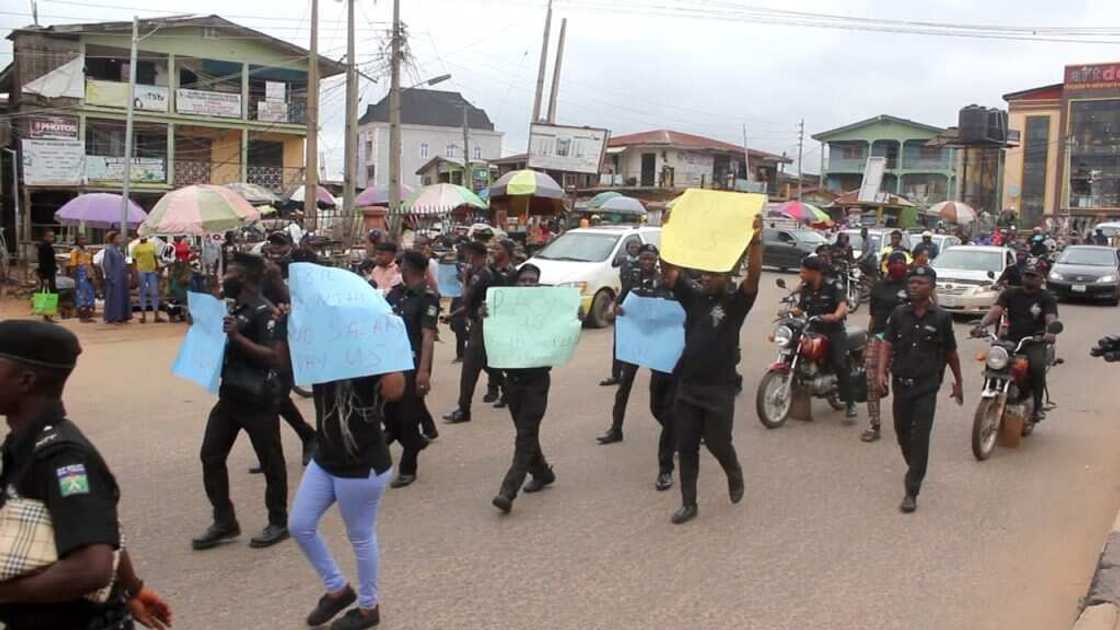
[588,191,622,209]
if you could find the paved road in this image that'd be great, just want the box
[35,272,1120,629]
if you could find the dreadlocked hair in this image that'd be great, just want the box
[321,379,385,457]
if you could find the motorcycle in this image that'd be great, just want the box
[755,278,869,429]
[968,320,1063,460]
[832,260,864,314]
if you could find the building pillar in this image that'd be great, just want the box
[168,53,176,113]
[241,63,249,120]
[240,128,248,182]
[166,123,175,187]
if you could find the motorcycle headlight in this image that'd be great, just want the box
[986,346,1010,370]
[773,325,793,348]
[1098,275,1117,284]
[1049,271,1064,281]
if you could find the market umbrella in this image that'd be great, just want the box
[224,182,279,205]
[355,183,416,208]
[778,200,831,224]
[286,184,337,207]
[587,191,622,209]
[54,193,147,229]
[490,169,566,214]
[140,185,261,236]
[404,183,487,213]
[929,200,977,224]
[598,196,646,214]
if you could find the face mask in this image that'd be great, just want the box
[887,264,907,280]
[222,277,243,299]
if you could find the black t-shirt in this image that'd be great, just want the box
[0,403,126,629]
[37,241,56,276]
[220,295,284,404]
[387,283,440,361]
[673,279,757,386]
[997,287,1058,342]
[463,264,513,320]
[998,263,1024,287]
[868,277,909,335]
[312,375,392,478]
[798,279,846,332]
[884,303,957,381]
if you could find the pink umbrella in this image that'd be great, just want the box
[140,185,261,236]
[778,200,832,225]
[54,193,147,229]
[287,184,337,207]
[355,183,415,207]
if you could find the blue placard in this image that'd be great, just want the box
[287,263,415,385]
[436,262,462,298]
[171,291,228,393]
[615,293,686,374]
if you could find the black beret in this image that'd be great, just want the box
[801,255,827,272]
[908,265,937,283]
[0,320,81,370]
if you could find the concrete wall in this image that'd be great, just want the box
[209,129,242,184]
[1003,106,1061,215]
[358,122,503,189]
[614,148,717,187]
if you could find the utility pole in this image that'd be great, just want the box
[388,0,403,236]
[462,105,471,191]
[342,0,357,236]
[120,16,139,238]
[818,142,824,190]
[546,17,566,123]
[741,123,751,183]
[796,118,805,201]
[531,0,552,124]
[305,0,319,229]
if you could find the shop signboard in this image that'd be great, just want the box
[257,100,289,123]
[1065,62,1120,91]
[21,139,85,185]
[85,80,169,112]
[86,156,166,183]
[27,116,79,139]
[527,123,609,175]
[176,88,242,118]
[265,81,286,102]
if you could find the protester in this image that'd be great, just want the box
[133,236,165,324]
[101,231,132,325]
[290,366,405,630]
[601,239,642,388]
[67,234,96,323]
[0,320,173,630]
[861,252,909,442]
[368,242,402,295]
[192,253,289,551]
[36,231,57,322]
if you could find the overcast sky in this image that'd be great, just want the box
[5,0,1120,178]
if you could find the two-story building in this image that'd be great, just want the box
[813,115,957,205]
[0,15,343,249]
[357,89,503,192]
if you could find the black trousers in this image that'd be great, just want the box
[892,378,939,497]
[457,319,504,413]
[1022,341,1047,412]
[278,396,316,443]
[38,272,57,294]
[449,298,468,360]
[498,371,551,499]
[611,363,676,474]
[675,383,742,507]
[200,398,288,527]
[610,362,640,432]
[385,371,428,476]
[825,330,853,404]
[610,327,623,380]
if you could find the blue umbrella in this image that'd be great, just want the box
[598,196,646,215]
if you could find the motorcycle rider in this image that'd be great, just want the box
[1029,227,1049,258]
[912,231,940,261]
[861,252,910,442]
[971,260,1058,423]
[794,255,856,420]
[879,229,912,273]
[997,248,1029,288]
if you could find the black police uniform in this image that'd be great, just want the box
[260,262,317,451]
[609,255,641,381]
[672,278,757,509]
[448,257,469,360]
[609,268,677,476]
[200,295,288,530]
[496,364,553,501]
[0,402,131,629]
[884,298,957,498]
[797,278,853,405]
[869,277,909,336]
[456,264,511,416]
[998,262,1025,287]
[386,283,440,477]
[997,286,1058,413]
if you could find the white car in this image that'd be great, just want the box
[931,245,1014,315]
[527,226,661,328]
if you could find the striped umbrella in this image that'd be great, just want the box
[404,183,487,214]
[778,200,831,224]
[355,183,416,207]
[224,182,279,205]
[928,200,977,224]
[140,185,261,236]
[490,169,564,199]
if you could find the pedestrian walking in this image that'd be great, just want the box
[0,320,173,630]
[36,231,57,322]
[67,234,96,323]
[384,251,440,488]
[663,217,763,525]
[132,236,165,323]
[877,265,964,513]
[601,239,642,387]
[290,371,406,630]
[861,252,910,442]
[192,253,290,551]
[101,232,132,325]
[491,264,557,514]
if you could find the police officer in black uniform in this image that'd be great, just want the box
[797,255,857,420]
[385,251,440,488]
[193,253,290,550]
[490,264,557,514]
[663,217,763,525]
[601,239,643,387]
[877,265,964,513]
[0,321,172,630]
[861,251,910,442]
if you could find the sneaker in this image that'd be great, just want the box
[860,426,881,442]
[330,606,380,629]
[306,585,356,627]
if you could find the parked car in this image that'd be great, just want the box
[1093,222,1120,240]
[1047,245,1120,305]
[526,226,661,328]
[762,228,828,271]
[931,245,1013,315]
[835,228,914,260]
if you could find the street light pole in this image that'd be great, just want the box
[342,0,356,223]
[388,0,402,237]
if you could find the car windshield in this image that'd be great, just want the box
[534,232,620,262]
[796,231,828,245]
[931,249,1003,273]
[1059,248,1117,267]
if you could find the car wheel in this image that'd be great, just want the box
[586,289,613,328]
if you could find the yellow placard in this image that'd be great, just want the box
[661,189,765,272]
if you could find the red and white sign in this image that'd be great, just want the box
[1065,62,1120,91]
[28,116,79,139]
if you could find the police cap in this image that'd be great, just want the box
[0,320,81,370]
[800,255,827,272]
[908,265,937,284]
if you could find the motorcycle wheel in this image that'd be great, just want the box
[293,386,313,399]
[756,371,792,429]
[971,398,1002,461]
[847,286,861,313]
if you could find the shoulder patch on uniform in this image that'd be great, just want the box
[56,463,89,496]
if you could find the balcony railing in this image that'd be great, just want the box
[249,95,307,125]
[246,165,286,192]
[827,158,866,172]
[175,160,212,186]
[902,157,953,171]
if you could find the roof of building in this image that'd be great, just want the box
[1002,83,1064,102]
[490,153,528,165]
[414,155,490,175]
[360,89,495,130]
[607,129,790,163]
[830,189,916,208]
[811,115,945,141]
[5,15,345,76]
